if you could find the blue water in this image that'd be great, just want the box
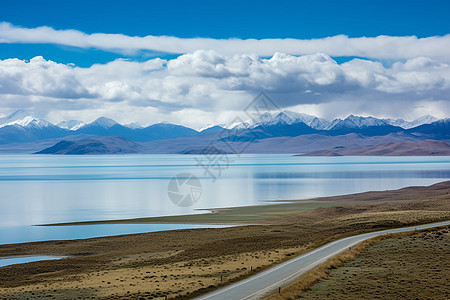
[0,256,65,268]
[0,224,233,245]
[1,154,449,245]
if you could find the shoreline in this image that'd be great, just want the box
[1,181,449,299]
[0,255,67,268]
[38,181,448,227]
[36,199,340,226]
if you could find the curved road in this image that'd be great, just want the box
[196,220,450,300]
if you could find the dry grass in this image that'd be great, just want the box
[0,246,305,300]
[265,237,382,300]
[267,226,450,300]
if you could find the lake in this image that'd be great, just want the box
[1,154,449,245]
[0,256,66,268]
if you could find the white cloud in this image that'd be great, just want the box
[2,22,450,60]
[0,56,91,98]
[1,51,450,128]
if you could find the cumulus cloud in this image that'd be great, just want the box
[1,22,450,60]
[1,51,450,128]
[0,56,91,98]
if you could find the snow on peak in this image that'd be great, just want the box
[89,117,119,129]
[309,117,331,130]
[329,115,388,129]
[57,120,86,131]
[409,115,439,128]
[267,111,313,126]
[0,110,29,125]
[263,110,330,129]
[225,110,330,130]
[199,123,226,131]
[226,120,253,130]
[124,122,143,129]
[383,115,439,129]
[0,110,53,129]
[430,118,450,126]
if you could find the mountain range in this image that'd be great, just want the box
[0,110,448,155]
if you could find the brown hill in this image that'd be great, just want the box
[299,140,450,156]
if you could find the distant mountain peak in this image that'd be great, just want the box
[225,110,331,130]
[431,118,450,126]
[309,117,331,130]
[152,122,181,128]
[383,115,439,129]
[199,123,226,132]
[413,115,439,124]
[5,109,27,119]
[124,122,143,129]
[200,125,226,133]
[269,111,303,125]
[88,117,119,129]
[330,115,388,130]
[0,110,53,129]
[57,120,86,131]
[0,110,30,124]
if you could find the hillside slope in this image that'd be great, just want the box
[299,140,450,156]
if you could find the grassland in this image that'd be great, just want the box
[0,181,449,299]
[268,226,450,299]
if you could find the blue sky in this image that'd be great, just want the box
[2,0,450,65]
[2,0,449,37]
[0,0,450,127]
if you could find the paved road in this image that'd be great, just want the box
[196,220,450,300]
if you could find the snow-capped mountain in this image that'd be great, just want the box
[226,120,253,130]
[86,117,119,129]
[408,115,439,128]
[328,115,389,130]
[265,111,310,126]
[263,111,330,129]
[57,120,86,131]
[309,117,331,130]
[433,118,450,126]
[0,110,28,126]
[0,109,448,152]
[406,118,450,140]
[0,110,54,129]
[260,111,330,129]
[226,110,330,130]
[253,112,275,125]
[124,122,143,129]
[325,118,341,130]
[383,115,439,129]
[199,123,226,132]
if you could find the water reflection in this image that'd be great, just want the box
[0,154,449,243]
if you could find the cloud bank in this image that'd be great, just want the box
[1,22,450,60]
[0,51,449,128]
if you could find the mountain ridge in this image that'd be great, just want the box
[0,110,448,154]
[0,109,441,133]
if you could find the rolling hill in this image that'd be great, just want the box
[299,140,450,156]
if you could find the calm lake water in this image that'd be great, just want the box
[1,154,449,245]
[0,256,65,267]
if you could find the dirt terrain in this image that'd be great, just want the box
[0,181,449,299]
[299,140,450,156]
